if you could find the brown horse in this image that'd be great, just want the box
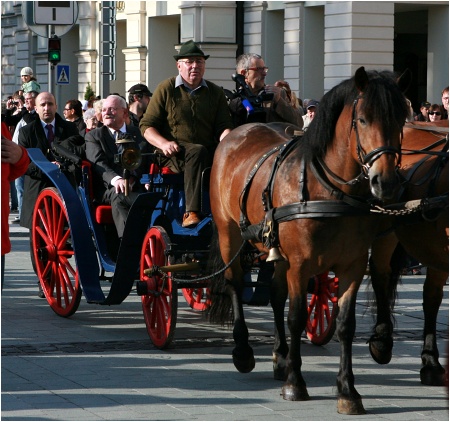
[369,120,448,385]
[208,67,410,415]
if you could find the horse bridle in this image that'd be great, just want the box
[352,95,403,176]
[316,95,403,187]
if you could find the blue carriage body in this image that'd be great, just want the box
[27,148,212,306]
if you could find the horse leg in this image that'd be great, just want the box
[210,222,255,373]
[281,268,310,401]
[335,262,367,415]
[226,278,256,373]
[368,235,402,364]
[420,267,448,386]
[270,261,289,381]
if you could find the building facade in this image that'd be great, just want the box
[1,1,448,112]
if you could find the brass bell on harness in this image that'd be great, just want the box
[266,246,285,262]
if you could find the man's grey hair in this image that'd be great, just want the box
[107,94,127,109]
[236,53,262,73]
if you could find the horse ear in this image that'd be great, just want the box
[354,66,369,92]
[397,68,412,93]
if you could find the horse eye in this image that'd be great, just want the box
[358,117,367,126]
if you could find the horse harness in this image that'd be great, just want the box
[239,112,448,254]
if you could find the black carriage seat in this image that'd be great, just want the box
[146,163,211,216]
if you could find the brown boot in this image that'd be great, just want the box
[182,212,201,228]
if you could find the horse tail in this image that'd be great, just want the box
[207,223,234,325]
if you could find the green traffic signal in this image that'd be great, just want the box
[48,51,61,63]
[48,36,61,64]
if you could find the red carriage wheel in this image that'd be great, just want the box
[31,188,82,317]
[140,226,177,349]
[306,272,338,345]
[182,287,211,311]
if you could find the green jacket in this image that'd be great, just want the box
[140,77,233,150]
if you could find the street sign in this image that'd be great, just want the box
[22,2,79,38]
[33,2,77,25]
[56,65,70,85]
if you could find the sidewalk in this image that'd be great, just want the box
[1,216,448,421]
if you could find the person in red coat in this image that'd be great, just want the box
[1,121,30,289]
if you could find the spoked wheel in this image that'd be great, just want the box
[140,226,177,349]
[306,272,338,345]
[182,287,211,311]
[31,188,82,317]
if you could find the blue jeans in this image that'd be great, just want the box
[10,181,18,209]
[15,176,24,217]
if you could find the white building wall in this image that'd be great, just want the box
[427,4,449,103]
[324,1,395,92]
[1,1,448,109]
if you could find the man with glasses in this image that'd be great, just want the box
[128,84,152,127]
[140,40,233,228]
[85,94,150,242]
[441,86,448,120]
[229,53,303,128]
[415,101,431,122]
[63,99,87,135]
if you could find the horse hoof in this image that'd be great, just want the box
[281,384,310,401]
[369,338,392,364]
[232,347,255,373]
[420,365,446,386]
[337,397,366,415]
[273,366,287,381]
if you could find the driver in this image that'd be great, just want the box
[229,53,304,128]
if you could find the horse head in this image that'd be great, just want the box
[351,67,410,200]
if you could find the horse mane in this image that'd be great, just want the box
[301,70,410,162]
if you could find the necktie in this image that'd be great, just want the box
[46,124,54,143]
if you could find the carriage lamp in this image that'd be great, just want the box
[114,134,142,196]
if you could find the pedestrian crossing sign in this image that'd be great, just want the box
[56,64,70,85]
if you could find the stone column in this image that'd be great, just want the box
[76,1,99,99]
[324,1,394,92]
[178,1,237,90]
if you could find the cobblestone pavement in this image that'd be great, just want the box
[2,217,448,421]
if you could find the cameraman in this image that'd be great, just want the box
[229,53,303,128]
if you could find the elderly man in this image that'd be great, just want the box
[229,53,303,128]
[85,94,150,239]
[140,40,233,227]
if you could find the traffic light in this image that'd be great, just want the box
[48,36,61,65]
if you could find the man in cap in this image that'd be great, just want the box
[302,99,319,131]
[128,84,152,127]
[415,101,431,122]
[140,40,233,228]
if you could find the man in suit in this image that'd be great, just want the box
[18,92,83,230]
[85,94,150,239]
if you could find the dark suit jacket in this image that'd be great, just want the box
[85,125,150,202]
[18,113,82,229]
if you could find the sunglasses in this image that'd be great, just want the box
[428,111,441,116]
